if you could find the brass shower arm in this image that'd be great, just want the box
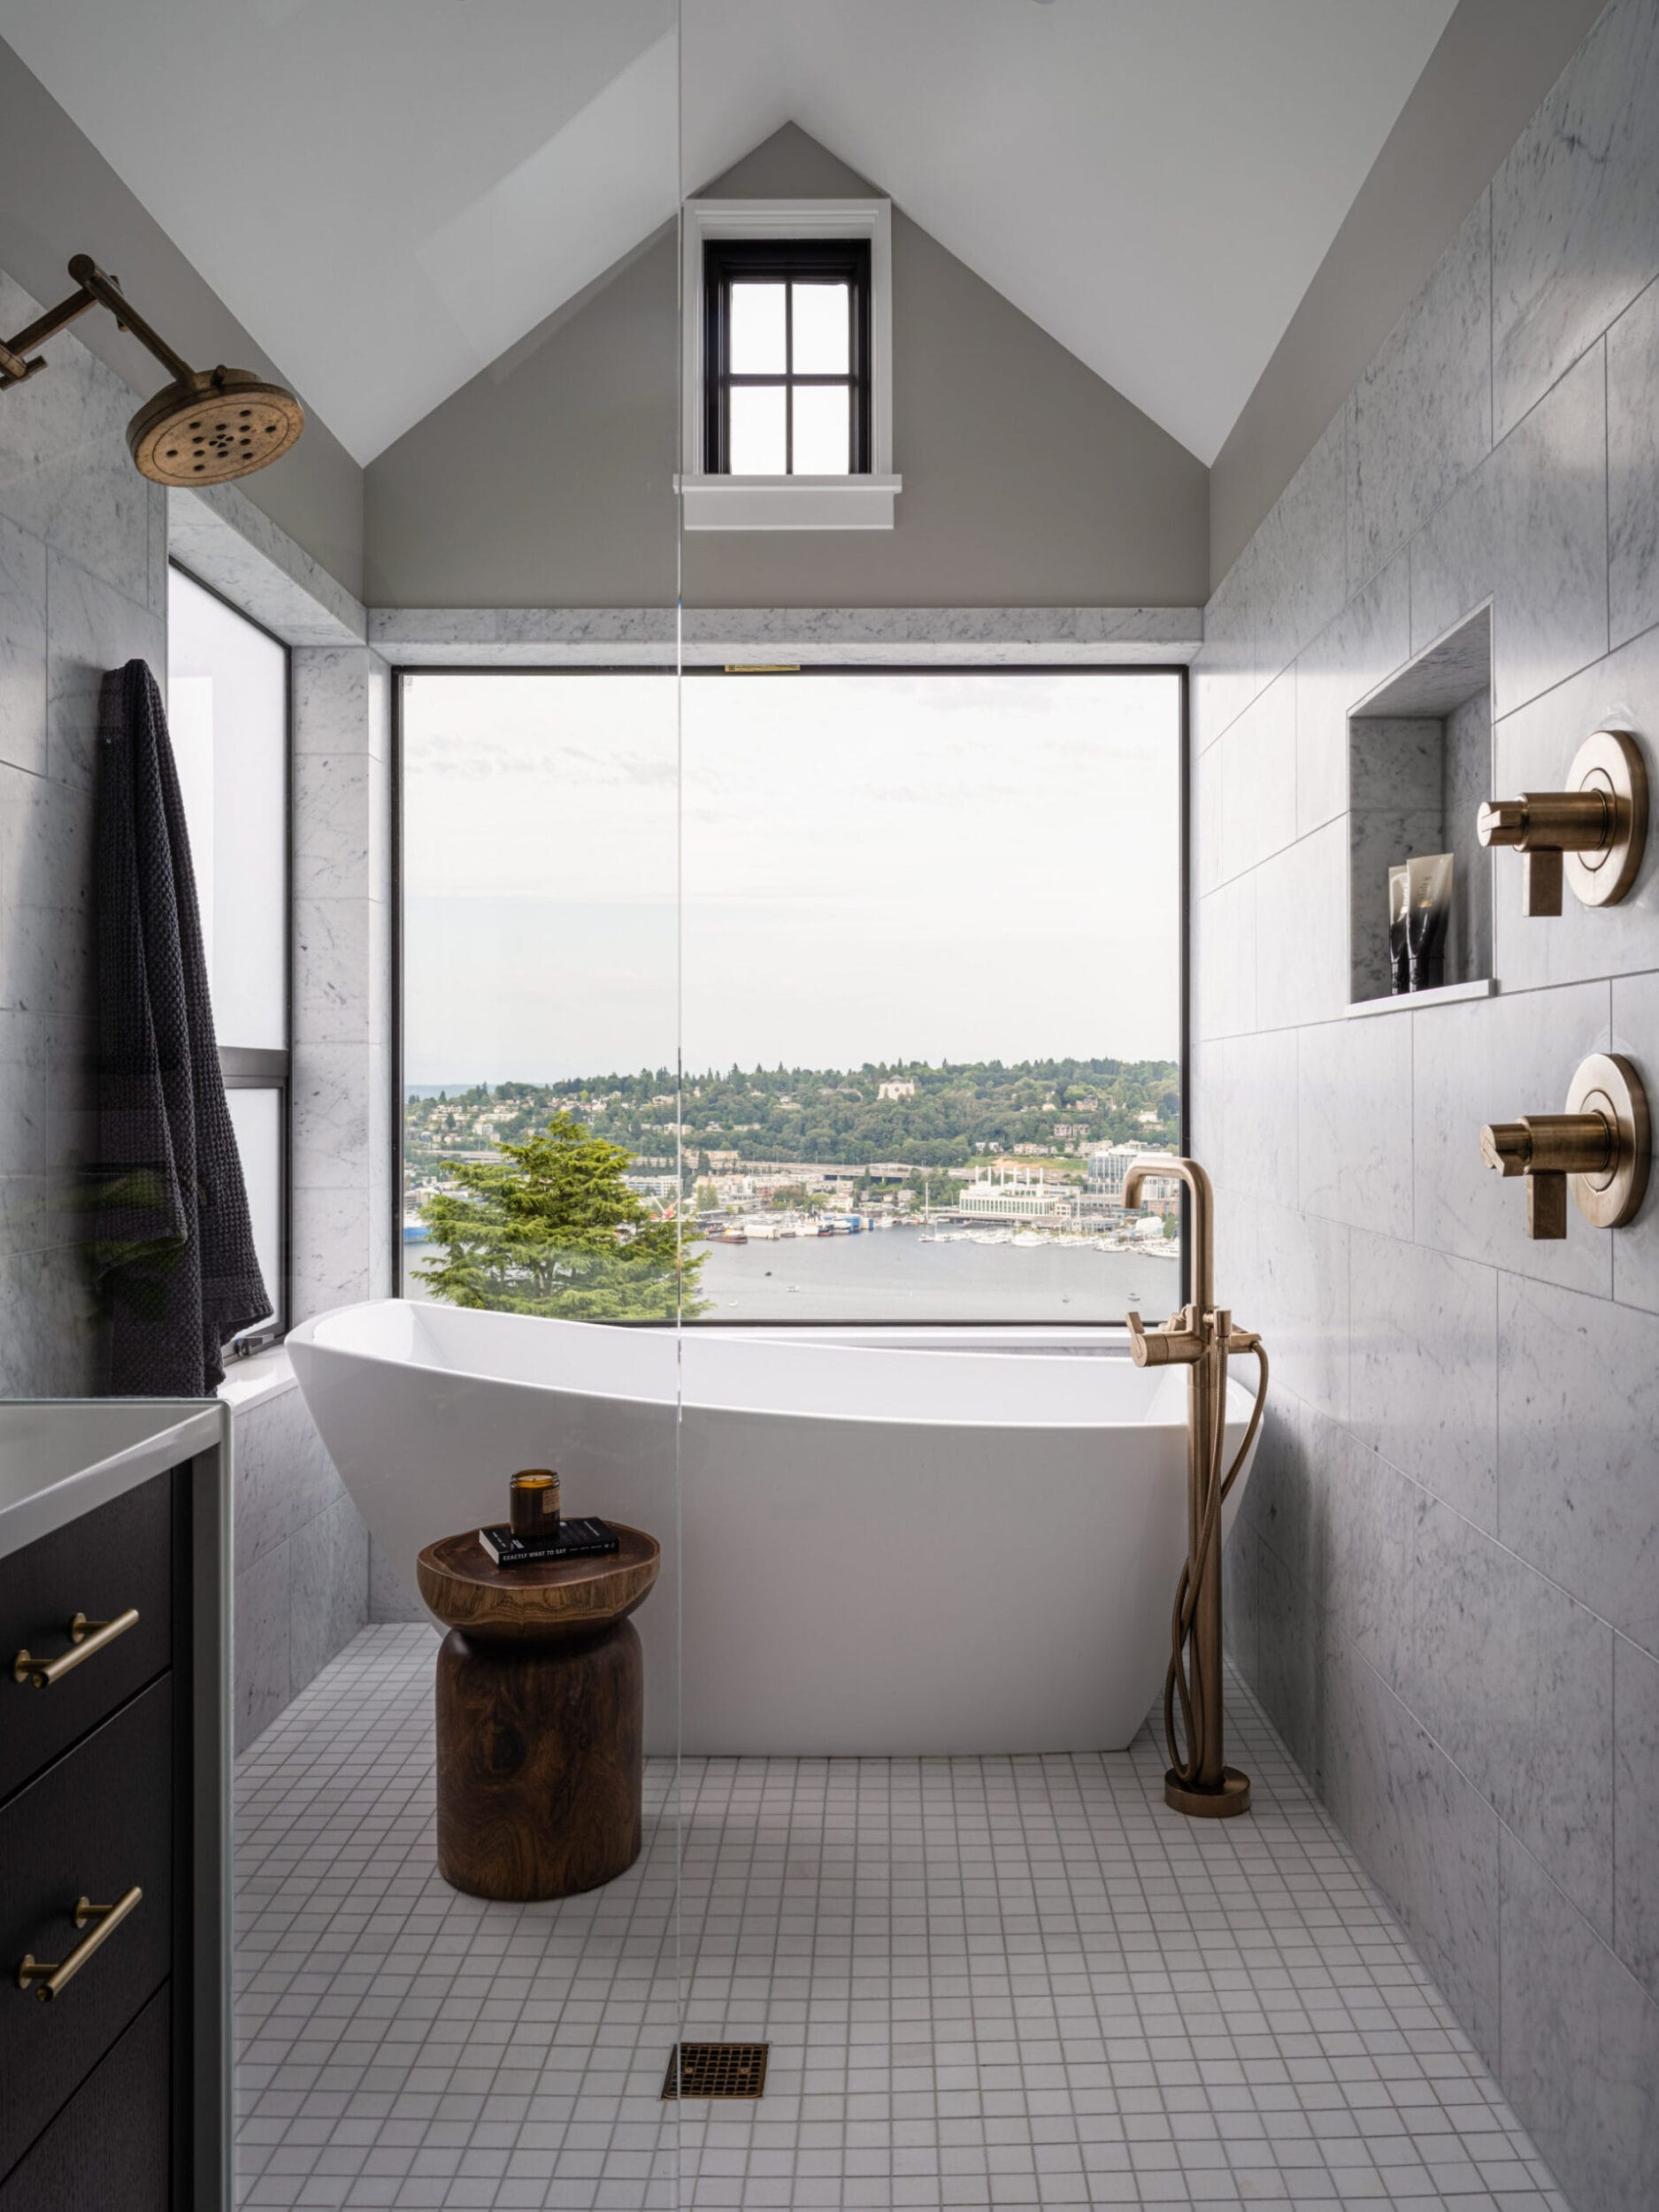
[0,256,194,392]
[0,251,303,486]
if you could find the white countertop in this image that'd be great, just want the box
[0,1400,228,1560]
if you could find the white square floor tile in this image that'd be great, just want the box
[234,1629,1563,2211]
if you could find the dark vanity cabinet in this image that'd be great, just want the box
[0,1463,221,2212]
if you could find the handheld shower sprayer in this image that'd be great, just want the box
[0,254,304,485]
[1123,1156,1270,1818]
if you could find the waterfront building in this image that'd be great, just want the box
[1087,1141,1180,1209]
[956,1167,1060,1221]
[1086,1141,1140,1199]
[625,1173,680,1202]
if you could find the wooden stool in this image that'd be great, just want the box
[416,1525,659,1901]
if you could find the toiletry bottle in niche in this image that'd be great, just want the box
[509,1469,560,1540]
[1388,864,1409,995]
[1406,853,1453,992]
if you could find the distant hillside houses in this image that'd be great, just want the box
[403,1056,1180,1178]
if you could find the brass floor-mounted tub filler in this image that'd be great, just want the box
[1124,1156,1270,1818]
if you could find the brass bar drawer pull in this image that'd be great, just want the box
[17,1887,142,2003]
[12,1608,140,1689]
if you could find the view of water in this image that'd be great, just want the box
[697,1232,1177,1322]
[403,1227,1179,1323]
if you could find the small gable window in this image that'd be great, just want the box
[703,238,871,477]
[680,197,899,530]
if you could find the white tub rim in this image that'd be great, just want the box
[287,1299,1261,1434]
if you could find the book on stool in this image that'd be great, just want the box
[479,1517,619,1568]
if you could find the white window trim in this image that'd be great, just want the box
[678,196,900,532]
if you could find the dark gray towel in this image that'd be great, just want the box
[91,659,270,1395]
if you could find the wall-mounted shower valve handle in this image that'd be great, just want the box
[1479,1115,1613,1239]
[1477,792,1610,916]
[1479,1056,1651,1240]
[1476,791,1611,849]
[1476,731,1647,916]
[1479,1114,1613,1179]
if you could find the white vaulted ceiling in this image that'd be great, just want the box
[1,0,1455,465]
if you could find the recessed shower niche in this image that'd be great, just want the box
[1348,605,1493,1008]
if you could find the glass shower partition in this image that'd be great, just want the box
[394,9,689,2199]
[669,20,1190,2206]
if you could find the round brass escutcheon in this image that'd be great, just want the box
[1565,1052,1651,1227]
[1564,729,1647,907]
[1164,1767,1251,1819]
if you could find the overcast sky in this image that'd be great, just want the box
[402,670,1180,1086]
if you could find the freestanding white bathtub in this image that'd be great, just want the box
[287,1300,1260,1757]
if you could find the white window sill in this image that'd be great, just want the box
[219,1342,298,1415]
[678,474,902,532]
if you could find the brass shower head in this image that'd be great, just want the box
[0,253,304,485]
[127,369,305,486]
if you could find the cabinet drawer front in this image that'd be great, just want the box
[0,1678,173,2181]
[0,1985,169,2212]
[0,1470,173,1801]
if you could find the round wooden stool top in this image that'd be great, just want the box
[416,1524,659,1646]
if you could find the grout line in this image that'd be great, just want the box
[1603,332,1612,655]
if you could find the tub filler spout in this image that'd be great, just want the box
[1124,1156,1270,1821]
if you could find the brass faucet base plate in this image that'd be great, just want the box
[1565,1052,1650,1227]
[1564,729,1647,907]
[1164,1768,1251,1819]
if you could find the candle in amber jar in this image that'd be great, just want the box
[509,1469,560,1540]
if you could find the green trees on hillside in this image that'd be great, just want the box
[418,1114,706,1320]
[405,1056,1180,1176]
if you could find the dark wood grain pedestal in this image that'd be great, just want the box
[415,1526,659,1902]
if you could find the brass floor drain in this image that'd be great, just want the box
[662,2041,770,2099]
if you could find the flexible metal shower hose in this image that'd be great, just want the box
[1164,1336,1271,1786]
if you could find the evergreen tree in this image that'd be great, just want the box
[418,1113,707,1320]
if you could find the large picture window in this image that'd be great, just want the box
[167,564,290,1338]
[397,668,1183,1325]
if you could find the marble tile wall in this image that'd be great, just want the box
[231,1379,367,1751]
[291,644,393,1326]
[1194,6,1659,2202]
[367,603,1204,668]
[0,266,166,1394]
[0,257,379,1724]
[197,469,388,1736]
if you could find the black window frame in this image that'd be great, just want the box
[391,664,1190,1327]
[702,237,872,475]
[167,560,294,1348]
